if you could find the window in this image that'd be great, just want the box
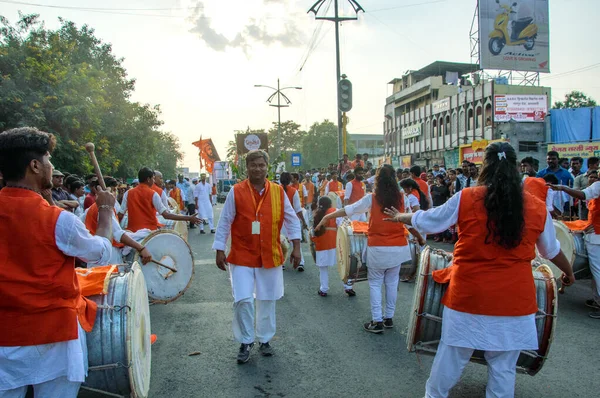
[519,141,539,152]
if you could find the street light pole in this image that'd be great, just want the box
[254,79,302,159]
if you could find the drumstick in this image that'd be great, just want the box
[85,142,107,190]
[150,259,178,273]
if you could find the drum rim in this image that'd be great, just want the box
[127,262,152,397]
[553,220,577,265]
[135,229,195,303]
[336,223,352,282]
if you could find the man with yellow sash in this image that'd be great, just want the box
[212,150,302,364]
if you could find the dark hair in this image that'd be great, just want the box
[542,174,559,185]
[589,157,600,167]
[520,156,535,166]
[354,166,364,174]
[399,178,429,210]
[456,167,463,174]
[291,172,300,181]
[571,156,583,164]
[104,177,118,188]
[547,151,559,158]
[409,165,421,176]
[346,172,355,181]
[280,172,291,193]
[478,142,523,249]
[138,167,154,183]
[435,174,445,183]
[559,157,569,164]
[245,150,269,165]
[313,196,333,237]
[0,127,57,181]
[375,164,402,211]
[68,180,84,193]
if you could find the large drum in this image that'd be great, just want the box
[135,230,194,303]
[336,220,419,284]
[551,220,591,279]
[157,213,189,243]
[83,262,152,397]
[407,247,558,376]
[327,191,343,209]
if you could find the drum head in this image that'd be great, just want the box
[553,220,576,265]
[336,224,351,282]
[173,221,189,242]
[135,230,194,303]
[127,262,152,397]
[168,197,179,213]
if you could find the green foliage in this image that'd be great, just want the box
[553,90,597,109]
[300,119,356,170]
[0,14,182,178]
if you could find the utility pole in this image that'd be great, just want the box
[254,79,302,159]
[308,0,364,159]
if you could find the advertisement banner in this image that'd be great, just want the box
[547,142,600,159]
[460,139,506,165]
[400,155,412,169]
[494,95,547,122]
[236,133,269,154]
[443,149,460,169]
[479,0,549,72]
[402,124,422,140]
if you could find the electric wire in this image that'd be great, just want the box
[541,63,600,81]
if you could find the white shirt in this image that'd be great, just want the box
[411,191,559,351]
[193,181,212,203]
[289,189,302,213]
[118,189,168,215]
[212,184,302,252]
[176,181,190,202]
[0,211,113,389]
[583,182,600,244]
[159,189,169,208]
[344,194,412,269]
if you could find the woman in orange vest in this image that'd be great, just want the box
[399,178,429,212]
[311,196,340,296]
[316,164,424,332]
[384,142,574,398]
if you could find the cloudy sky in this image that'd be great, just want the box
[2,0,599,171]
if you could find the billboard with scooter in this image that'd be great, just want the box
[479,0,549,72]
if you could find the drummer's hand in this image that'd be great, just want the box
[216,250,228,271]
[546,183,563,191]
[187,215,202,225]
[561,272,576,286]
[383,206,401,222]
[417,236,426,246]
[139,247,152,265]
[95,186,116,208]
[290,241,301,269]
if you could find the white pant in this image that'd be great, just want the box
[585,242,600,304]
[233,298,276,344]
[318,266,329,293]
[425,340,520,398]
[367,265,400,322]
[0,377,80,398]
[200,217,214,231]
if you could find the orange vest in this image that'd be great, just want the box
[169,187,185,210]
[433,187,546,316]
[304,181,315,205]
[312,207,337,251]
[589,197,600,232]
[351,160,364,169]
[328,180,342,193]
[0,188,97,346]
[414,178,429,199]
[319,180,327,196]
[291,182,303,206]
[284,185,298,208]
[523,177,549,202]
[348,179,366,204]
[227,180,286,268]
[368,195,408,247]
[85,203,124,248]
[152,184,163,197]
[127,184,160,232]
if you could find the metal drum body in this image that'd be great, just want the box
[336,221,419,283]
[135,230,194,303]
[552,220,591,279]
[84,262,152,397]
[327,191,343,209]
[407,247,558,376]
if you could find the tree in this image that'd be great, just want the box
[299,119,355,170]
[267,120,306,169]
[0,14,182,178]
[553,90,597,109]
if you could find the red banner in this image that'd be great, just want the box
[192,137,220,174]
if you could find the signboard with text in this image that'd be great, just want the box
[291,153,302,167]
[432,98,450,114]
[494,95,547,122]
[402,123,422,140]
[547,142,600,159]
[236,133,269,154]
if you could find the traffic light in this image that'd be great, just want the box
[338,77,352,112]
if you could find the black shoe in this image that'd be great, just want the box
[297,265,304,272]
[363,321,384,334]
[585,299,600,309]
[259,342,274,356]
[318,290,327,297]
[345,289,356,297]
[383,318,394,328]
[211,229,216,234]
[237,343,254,364]
[190,225,196,229]
[200,230,206,234]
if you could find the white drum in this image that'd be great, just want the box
[135,230,194,303]
[552,220,591,279]
[83,262,151,397]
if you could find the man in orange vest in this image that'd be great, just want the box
[325,171,343,195]
[344,166,367,222]
[350,153,364,169]
[410,165,433,208]
[118,167,200,232]
[213,150,302,364]
[0,127,117,396]
[290,172,306,207]
[166,179,185,212]
[303,173,316,209]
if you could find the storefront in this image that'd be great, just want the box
[459,139,507,165]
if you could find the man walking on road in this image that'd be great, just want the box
[194,173,214,234]
[212,150,302,364]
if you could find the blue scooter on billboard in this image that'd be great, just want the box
[488,0,538,55]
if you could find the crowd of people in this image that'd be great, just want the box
[1,125,598,398]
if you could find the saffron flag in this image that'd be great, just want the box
[192,137,220,174]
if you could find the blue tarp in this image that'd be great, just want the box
[593,107,600,140]
[550,108,592,143]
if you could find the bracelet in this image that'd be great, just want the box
[137,246,146,253]
[98,205,113,210]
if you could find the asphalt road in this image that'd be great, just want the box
[82,205,600,398]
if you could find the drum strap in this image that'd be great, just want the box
[324,227,337,231]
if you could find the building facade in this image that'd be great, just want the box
[384,61,551,169]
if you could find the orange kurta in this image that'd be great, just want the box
[227,180,286,268]
[368,196,408,247]
[312,207,337,251]
[319,180,327,196]
[85,203,124,248]
[0,188,97,346]
[304,181,315,205]
[433,187,546,316]
[127,184,160,232]
[169,187,185,210]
